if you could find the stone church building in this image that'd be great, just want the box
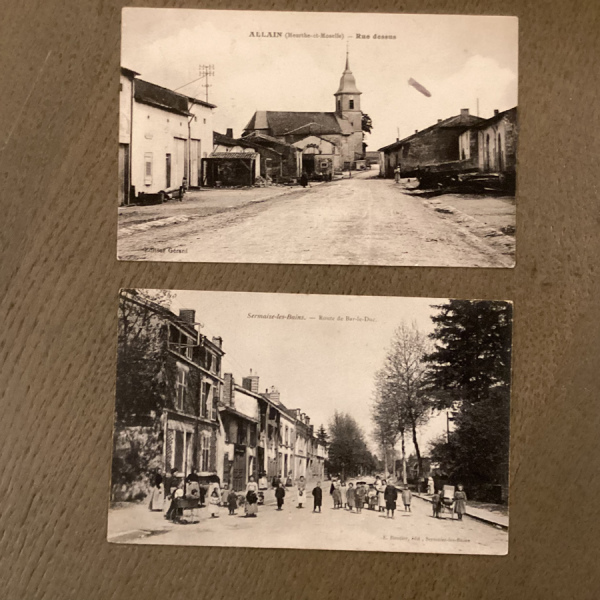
[242,53,365,174]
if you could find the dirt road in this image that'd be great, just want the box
[117,173,514,267]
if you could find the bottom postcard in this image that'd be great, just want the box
[109,289,511,555]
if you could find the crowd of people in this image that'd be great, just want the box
[147,467,467,524]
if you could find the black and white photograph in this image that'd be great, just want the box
[109,290,512,555]
[118,9,518,267]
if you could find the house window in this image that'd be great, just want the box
[349,97,354,109]
[175,365,189,411]
[200,432,211,472]
[144,153,153,185]
[170,326,193,360]
[201,381,211,417]
[206,352,213,373]
[212,386,219,420]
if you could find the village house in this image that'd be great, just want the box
[118,68,216,205]
[118,67,138,205]
[202,130,300,186]
[243,52,365,174]
[378,109,485,180]
[220,373,261,491]
[113,292,224,500]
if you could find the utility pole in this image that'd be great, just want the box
[198,64,215,103]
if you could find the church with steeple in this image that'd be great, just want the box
[242,52,365,173]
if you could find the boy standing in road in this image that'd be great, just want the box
[312,481,323,513]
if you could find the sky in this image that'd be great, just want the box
[122,9,518,150]
[157,290,451,458]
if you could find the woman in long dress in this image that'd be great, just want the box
[148,468,164,511]
[346,483,356,512]
[245,476,259,517]
[453,485,467,520]
[377,479,386,513]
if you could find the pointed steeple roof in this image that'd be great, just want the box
[335,50,361,95]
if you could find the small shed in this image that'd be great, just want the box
[201,152,259,187]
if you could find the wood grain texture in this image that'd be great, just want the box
[1,0,599,598]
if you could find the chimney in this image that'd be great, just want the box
[226,128,233,138]
[437,119,442,123]
[415,129,418,134]
[223,373,235,407]
[211,336,222,348]
[460,108,470,117]
[494,109,499,116]
[179,309,196,325]
[242,369,259,393]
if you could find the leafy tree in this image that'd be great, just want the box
[362,113,373,134]
[116,289,176,423]
[328,411,373,479]
[373,322,431,479]
[425,301,513,497]
[316,424,329,446]
[425,300,513,408]
[113,289,177,498]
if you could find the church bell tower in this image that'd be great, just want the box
[334,50,362,129]
[334,50,364,164]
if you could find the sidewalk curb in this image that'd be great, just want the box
[414,493,509,531]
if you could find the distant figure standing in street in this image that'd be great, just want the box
[227,488,238,516]
[245,476,259,518]
[402,485,412,512]
[300,171,309,188]
[453,485,467,521]
[312,482,323,512]
[427,476,435,495]
[377,479,386,513]
[346,483,356,512]
[297,476,306,508]
[432,490,442,518]
[148,468,164,512]
[209,487,221,518]
[355,484,366,513]
[394,165,401,183]
[275,482,286,510]
[384,480,398,519]
[332,480,342,509]
[340,481,348,508]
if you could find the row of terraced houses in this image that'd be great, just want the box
[112,291,327,501]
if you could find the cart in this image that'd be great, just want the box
[440,485,456,519]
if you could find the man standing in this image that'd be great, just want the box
[275,482,286,511]
[394,164,401,183]
[384,480,398,519]
[312,481,323,513]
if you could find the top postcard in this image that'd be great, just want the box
[118,9,518,267]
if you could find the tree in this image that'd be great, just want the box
[373,322,432,479]
[362,113,373,134]
[424,300,513,408]
[116,289,176,423]
[113,289,176,498]
[424,301,513,498]
[328,412,373,479]
[316,424,329,446]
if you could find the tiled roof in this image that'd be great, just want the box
[134,79,190,116]
[245,111,348,136]
[378,112,486,152]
